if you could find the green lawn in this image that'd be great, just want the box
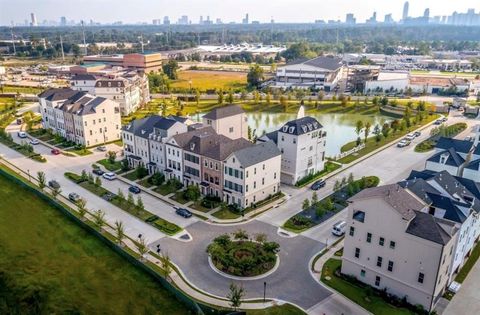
[97,158,123,172]
[0,171,188,314]
[295,162,342,187]
[211,208,241,220]
[66,147,93,156]
[321,259,415,315]
[154,183,181,196]
[170,191,190,204]
[455,241,480,283]
[247,304,306,315]
[123,170,147,181]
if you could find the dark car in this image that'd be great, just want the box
[48,180,60,189]
[413,131,421,137]
[175,208,192,218]
[129,185,141,194]
[92,168,104,176]
[68,192,80,202]
[311,179,326,190]
[102,192,115,201]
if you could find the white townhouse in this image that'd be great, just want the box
[70,74,97,94]
[39,88,81,132]
[274,55,344,91]
[94,78,141,116]
[202,105,248,140]
[343,184,459,312]
[223,141,281,208]
[259,115,326,185]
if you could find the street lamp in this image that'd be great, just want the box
[263,281,267,303]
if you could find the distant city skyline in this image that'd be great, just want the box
[1,0,479,26]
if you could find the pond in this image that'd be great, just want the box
[245,112,392,156]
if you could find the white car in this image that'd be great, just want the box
[397,139,411,148]
[102,172,116,180]
[17,131,27,138]
[405,134,416,141]
[30,139,40,145]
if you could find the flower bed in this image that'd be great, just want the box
[207,231,279,277]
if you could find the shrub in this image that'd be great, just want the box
[148,172,165,186]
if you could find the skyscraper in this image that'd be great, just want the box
[60,16,67,26]
[242,13,249,24]
[424,8,430,19]
[345,13,356,25]
[30,13,37,26]
[402,1,409,21]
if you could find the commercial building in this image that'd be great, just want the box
[273,56,344,91]
[347,65,381,92]
[83,52,164,73]
[342,184,458,312]
[38,88,121,147]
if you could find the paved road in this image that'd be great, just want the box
[152,220,330,310]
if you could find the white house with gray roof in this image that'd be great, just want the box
[342,184,458,312]
[274,55,344,91]
[222,141,281,208]
[202,104,248,140]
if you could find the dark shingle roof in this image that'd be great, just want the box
[205,138,253,161]
[287,56,343,71]
[202,105,244,120]
[349,184,424,220]
[122,116,164,138]
[71,74,97,81]
[406,211,457,245]
[465,158,480,171]
[427,148,465,167]
[170,127,216,148]
[232,141,281,167]
[39,88,79,101]
[279,116,323,136]
[435,137,473,154]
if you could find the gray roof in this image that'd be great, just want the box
[39,88,79,101]
[279,116,323,136]
[258,131,278,144]
[435,137,473,154]
[427,148,465,167]
[202,105,244,120]
[406,211,457,245]
[287,56,343,71]
[206,138,253,161]
[349,184,425,220]
[465,158,480,170]
[60,95,108,116]
[232,141,281,167]
[122,116,164,138]
[170,127,216,148]
[71,74,97,81]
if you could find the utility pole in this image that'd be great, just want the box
[10,26,16,55]
[81,20,87,55]
[139,35,145,53]
[59,35,65,61]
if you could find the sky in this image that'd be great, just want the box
[1,0,479,25]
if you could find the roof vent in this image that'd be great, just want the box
[141,129,146,135]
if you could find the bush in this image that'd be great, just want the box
[65,172,85,184]
[148,172,165,186]
[183,185,201,201]
[153,218,181,235]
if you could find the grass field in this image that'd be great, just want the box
[171,70,247,91]
[0,171,189,314]
[2,85,45,94]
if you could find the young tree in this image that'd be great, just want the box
[302,198,310,210]
[127,192,135,207]
[226,90,234,104]
[77,198,87,220]
[107,151,117,164]
[136,237,149,261]
[381,123,391,138]
[184,185,201,201]
[93,209,106,230]
[227,283,245,311]
[81,169,88,182]
[217,89,224,104]
[233,229,249,240]
[94,176,102,187]
[317,90,325,102]
[161,252,172,281]
[247,64,264,88]
[280,95,288,112]
[364,122,371,143]
[162,60,179,80]
[311,191,318,205]
[373,124,382,142]
[347,173,355,185]
[117,188,125,202]
[265,92,271,105]
[37,171,46,190]
[137,196,145,212]
[355,120,364,138]
[195,89,200,106]
[114,220,125,245]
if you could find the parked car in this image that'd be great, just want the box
[434,120,443,125]
[311,179,326,190]
[102,192,115,201]
[51,148,61,155]
[17,131,27,138]
[397,139,411,148]
[92,168,105,176]
[441,117,448,122]
[129,185,141,194]
[48,180,60,189]
[405,133,416,141]
[30,139,39,145]
[102,172,116,180]
[175,208,192,218]
[332,221,347,236]
[68,192,81,202]
[97,146,107,152]
[413,131,421,137]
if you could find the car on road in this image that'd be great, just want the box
[97,146,107,152]
[441,117,448,122]
[413,131,421,137]
[434,119,443,125]
[405,133,416,141]
[68,192,81,202]
[175,207,193,218]
[102,172,116,180]
[92,168,104,176]
[51,148,61,155]
[30,139,40,145]
[397,139,411,148]
[48,180,60,189]
[332,221,347,236]
[17,131,27,138]
[311,179,326,190]
[128,185,141,194]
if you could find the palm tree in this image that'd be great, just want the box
[93,209,106,231]
[114,220,125,246]
[77,198,87,220]
[364,122,371,144]
[233,229,249,241]
[136,237,149,261]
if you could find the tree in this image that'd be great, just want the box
[247,64,264,88]
[302,198,310,210]
[266,92,271,105]
[255,233,267,244]
[217,89,224,105]
[81,169,88,182]
[195,89,200,105]
[51,186,61,199]
[233,229,249,240]
[381,123,390,138]
[161,252,172,281]
[311,191,318,205]
[162,60,179,80]
[114,220,125,245]
[127,192,135,207]
[135,165,148,179]
[94,176,102,187]
[93,209,106,230]
[117,188,125,202]
[373,124,382,142]
[107,151,116,164]
[136,237,149,261]
[317,90,325,102]
[37,171,46,190]
[184,185,201,201]
[137,196,145,212]
[149,172,165,186]
[77,198,87,220]
[403,106,412,128]
[355,120,364,138]
[280,95,288,112]
[227,283,245,311]
[364,122,371,143]
[226,90,234,104]
[347,173,354,184]
[333,180,341,192]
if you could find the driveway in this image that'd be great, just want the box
[152,220,330,310]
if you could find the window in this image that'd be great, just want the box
[418,272,424,284]
[376,256,383,267]
[367,233,372,243]
[229,127,234,133]
[263,164,265,170]
[390,241,396,249]
[353,210,365,223]
[349,226,355,236]
[375,276,381,287]
[262,178,265,185]
[388,261,394,272]
[379,237,385,246]
[360,269,366,277]
[274,172,277,179]
[354,247,360,258]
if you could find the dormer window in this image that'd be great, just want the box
[282,126,288,132]
[440,153,449,164]
[289,126,295,134]
[302,126,307,133]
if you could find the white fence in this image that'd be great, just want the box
[335,143,365,160]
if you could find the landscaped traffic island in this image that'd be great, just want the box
[207,230,280,277]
